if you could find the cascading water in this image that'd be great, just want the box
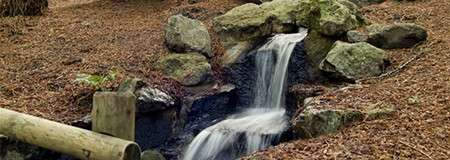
[183,29,308,160]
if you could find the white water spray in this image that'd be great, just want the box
[183,29,308,160]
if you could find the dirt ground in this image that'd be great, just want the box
[248,0,450,159]
[0,0,244,123]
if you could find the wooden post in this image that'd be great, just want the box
[0,108,141,160]
[92,92,136,141]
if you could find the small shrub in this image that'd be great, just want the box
[0,0,48,17]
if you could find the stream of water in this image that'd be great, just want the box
[183,29,308,160]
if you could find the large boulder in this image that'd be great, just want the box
[165,15,213,57]
[347,23,428,49]
[213,0,364,67]
[320,41,388,80]
[155,53,213,86]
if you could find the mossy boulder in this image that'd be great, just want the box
[292,98,396,138]
[320,41,388,80]
[156,53,213,86]
[316,0,364,36]
[165,15,212,57]
[292,106,364,138]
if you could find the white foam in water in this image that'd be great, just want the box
[183,29,308,160]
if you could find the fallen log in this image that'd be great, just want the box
[0,108,141,160]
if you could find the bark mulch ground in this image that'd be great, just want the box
[247,0,450,159]
[0,0,244,123]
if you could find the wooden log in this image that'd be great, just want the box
[92,92,136,141]
[0,108,141,160]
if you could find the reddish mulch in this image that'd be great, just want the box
[246,0,450,159]
[0,0,245,123]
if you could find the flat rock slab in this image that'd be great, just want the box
[347,23,428,49]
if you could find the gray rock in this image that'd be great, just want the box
[136,87,176,113]
[141,150,166,160]
[165,15,212,57]
[155,53,213,86]
[320,41,388,80]
[347,23,428,49]
[117,78,177,113]
[304,30,336,79]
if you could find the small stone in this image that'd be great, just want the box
[62,57,82,65]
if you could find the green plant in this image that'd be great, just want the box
[74,71,117,90]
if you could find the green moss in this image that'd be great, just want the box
[75,71,117,89]
[156,53,212,86]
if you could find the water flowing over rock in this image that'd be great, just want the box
[183,30,308,160]
[213,0,364,67]
[320,41,388,80]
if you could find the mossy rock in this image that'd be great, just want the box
[292,106,364,138]
[320,41,388,80]
[156,53,213,86]
[165,15,212,57]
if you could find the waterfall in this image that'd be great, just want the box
[183,29,308,160]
